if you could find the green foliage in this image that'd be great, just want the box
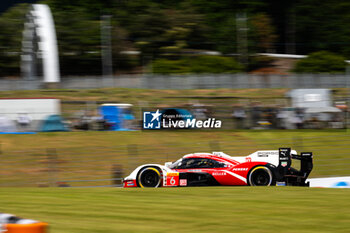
[153,56,244,74]
[250,13,277,53]
[188,0,268,53]
[248,55,276,71]
[3,0,350,76]
[293,51,347,74]
[52,9,102,75]
[211,16,237,54]
[0,4,28,76]
[152,59,190,74]
[295,1,350,57]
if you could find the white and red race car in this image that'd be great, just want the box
[123,148,313,188]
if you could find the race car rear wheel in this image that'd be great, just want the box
[137,167,161,188]
[248,166,273,186]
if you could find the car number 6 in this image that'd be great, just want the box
[170,176,176,185]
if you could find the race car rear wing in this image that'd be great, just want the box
[277,148,313,186]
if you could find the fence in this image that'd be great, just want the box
[0,73,350,90]
[0,134,349,187]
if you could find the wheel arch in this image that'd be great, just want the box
[136,165,163,187]
[247,164,276,186]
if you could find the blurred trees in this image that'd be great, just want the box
[293,51,347,74]
[153,56,244,74]
[1,0,350,76]
[0,4,28,76]
[294,1,350,56]
[250,13,277,53]
[52,9,102,75]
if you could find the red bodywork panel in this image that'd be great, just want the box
[175,154,268,186]
[124,179,137,187]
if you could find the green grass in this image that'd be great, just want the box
[0,87,347,104]
[0,88,290,102]
[0,187,349,233]
[0,87,349,186]
[0,130,349,187]
[0,88,349,232]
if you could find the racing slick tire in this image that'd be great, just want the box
[137,167,161,188]
[248,166,274,186]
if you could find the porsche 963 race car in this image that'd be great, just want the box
[123,148,313,188]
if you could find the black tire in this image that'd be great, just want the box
[137,167,161,188]
[248,166,273,186]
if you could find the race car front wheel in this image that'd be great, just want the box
[248,166,273,186]
[137,167,161,188]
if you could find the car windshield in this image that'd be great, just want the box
[169,158,183,169]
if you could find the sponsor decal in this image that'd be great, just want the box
[245,157,252,162]
[143,109,222,130]
[125,180,137,187]
[258,151,277,157]
[180,179,187,186]
[281,161,288,167]
[166,172,179,186]
[213,172,226,176]
[187,169,202,172]
[232,168,248,171]
[301,152,312,157]
[276,182,286,186]
[279,148,290,157]
[167,172,179,176]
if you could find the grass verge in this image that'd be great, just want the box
[0,130,349,187]
[0,187,349,233]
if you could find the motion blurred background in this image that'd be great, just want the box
[0,0,349,188]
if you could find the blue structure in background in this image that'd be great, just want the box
[40,114,68,132]
[99,104,135,131]
[100,105,122,130]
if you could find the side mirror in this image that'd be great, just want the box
[164,162,172,168]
